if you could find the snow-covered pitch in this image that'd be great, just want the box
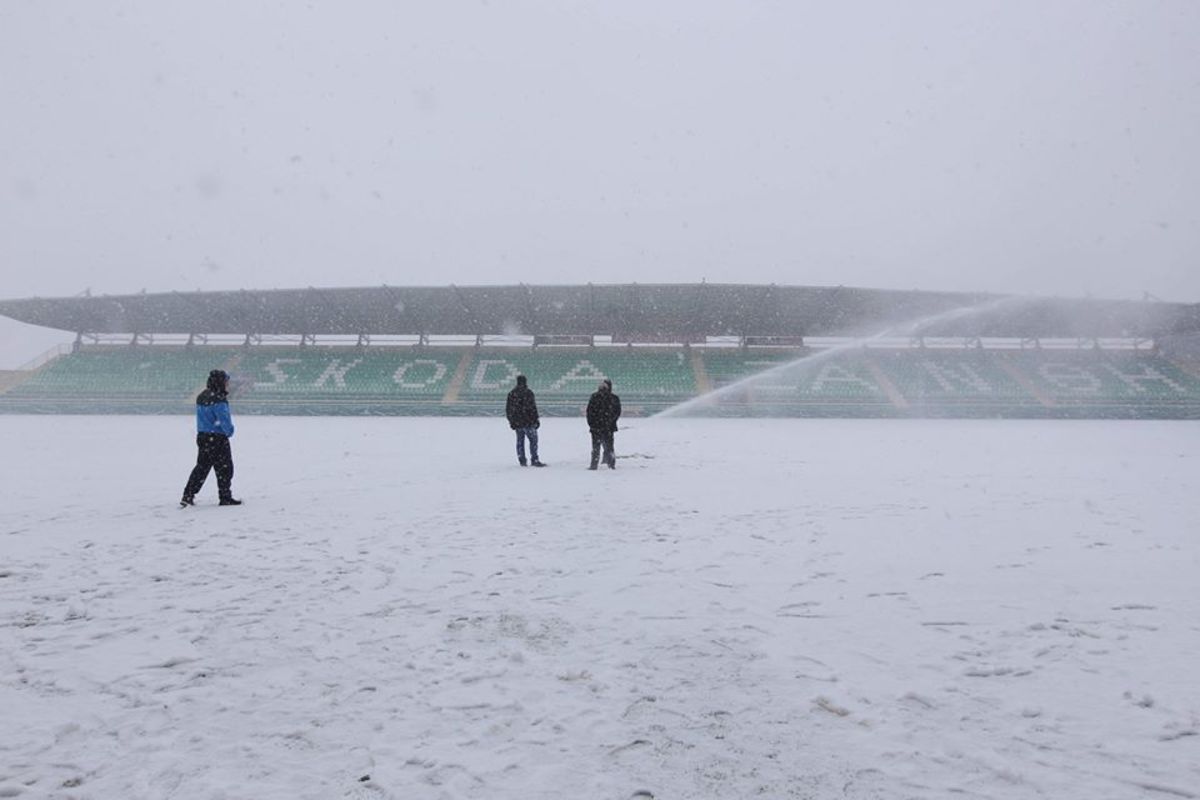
[2,415,1197,799]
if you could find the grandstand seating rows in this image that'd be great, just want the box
[2,345,1199,418]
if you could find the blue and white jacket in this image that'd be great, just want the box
[195,389,235,437]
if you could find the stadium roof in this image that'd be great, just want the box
[0,284,1197,340]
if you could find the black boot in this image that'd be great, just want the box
[219,497,243,506]
[179,495,195,508]
[519,457,527,467]
[531,460,546,467]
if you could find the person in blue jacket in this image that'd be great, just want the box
[180,369,241,507]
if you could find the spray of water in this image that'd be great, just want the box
[655,294,1032,419]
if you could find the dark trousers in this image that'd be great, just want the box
[184,433,234,500]
[590,431,615,468]
[515,427,539,462]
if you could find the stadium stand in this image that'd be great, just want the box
[2,347,240,414]
[233,348,461,415]
[0,371,30,395]
[2,284,1198,418]
[455,349,697,415]
[4,342,1199,418]
[699,349,895,417]
[868,347,1040,417]
[1006,349,1200,418]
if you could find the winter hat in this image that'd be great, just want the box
[602,378,612,390]
[207,369,229,392]
[516,374,527,386]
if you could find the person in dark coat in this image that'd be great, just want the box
[505,374,545,467]
[181,369,241,506]
[586,378,621,470]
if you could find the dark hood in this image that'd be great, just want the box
[206,369,229,396]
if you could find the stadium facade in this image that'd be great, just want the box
[1,284,1199,419]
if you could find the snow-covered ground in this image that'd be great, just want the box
[1,415,1197,800]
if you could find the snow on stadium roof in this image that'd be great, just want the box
[0,284,1196,340]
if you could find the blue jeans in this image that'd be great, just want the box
[515,427,539,462]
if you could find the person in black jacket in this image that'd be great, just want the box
[586,378,621,470]
[181,369,242,507]
[505,374,545,467]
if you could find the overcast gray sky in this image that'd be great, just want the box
[2,0,1198,365]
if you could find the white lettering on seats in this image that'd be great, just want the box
[262,358,302,386]
[919,361,992,393]
[393,359,448,389]
[739,361,786,388]
[313,358,363,388]
[550,360,607,391]
[1101,362,1185,393]
[1038,363,1101,394]
[471,359,518,390]
[810,363,877,393]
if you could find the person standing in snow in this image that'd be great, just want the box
[506,374,545,467]
[586,378,621,470]
[180,369,241,507]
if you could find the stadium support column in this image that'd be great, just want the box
[442,350,474,407]
[862,352,909,411]
[996,355,1056,408]
[1160,335,1200,379]
[690,350,712,395]
[221,350,244,380]
[1170,358,1200,381]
